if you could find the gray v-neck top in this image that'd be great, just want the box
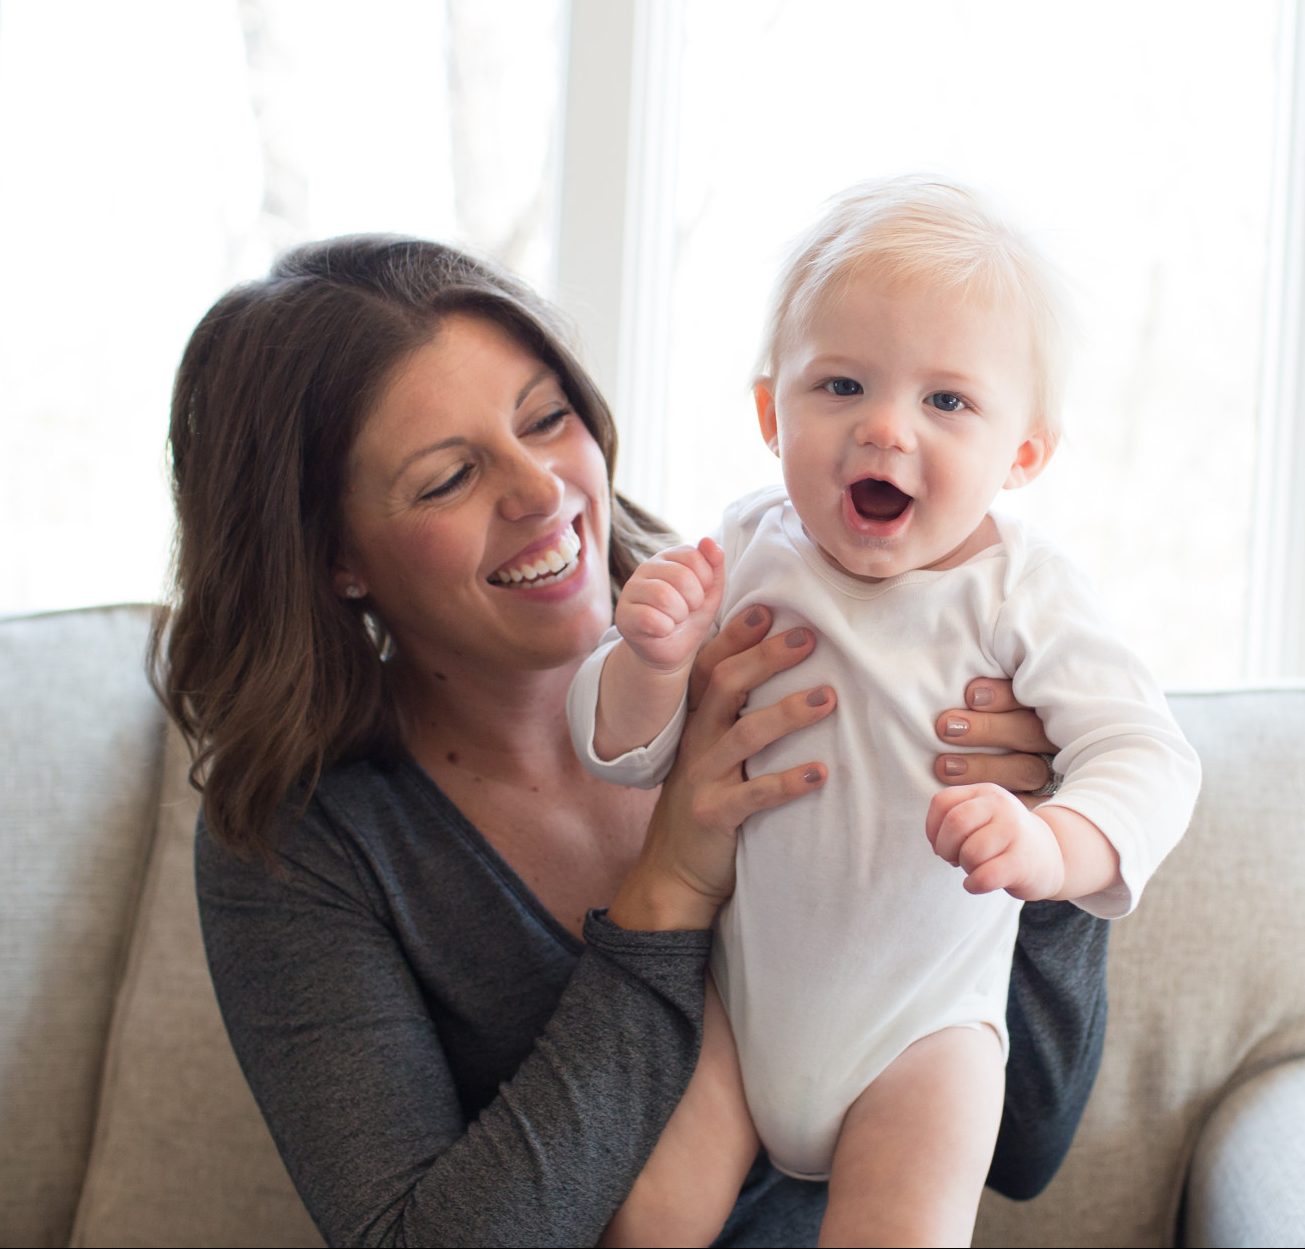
[196,754,1108,1247]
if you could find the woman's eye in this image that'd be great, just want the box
[823,378,862,397]
[421,464,473,500]
[927,392,968,413]
[527,406,571,435]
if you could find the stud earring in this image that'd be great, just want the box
[344,585,365,599]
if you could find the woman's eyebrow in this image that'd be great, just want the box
[515,366,555,407]
[389,436,467,488]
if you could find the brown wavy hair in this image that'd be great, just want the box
[150,235,673,859]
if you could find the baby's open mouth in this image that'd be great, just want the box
[849,478,913,522]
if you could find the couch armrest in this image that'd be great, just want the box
[1183,1058,1305,1248]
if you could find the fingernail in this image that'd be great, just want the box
[745,606,766,628]
[944,717,970,737]
[970,686,993,707]
[786,628,810,648]
[806,687,829,706]
[943,755,967,777]
[802,767,821,783]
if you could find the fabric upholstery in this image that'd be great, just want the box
[1183,1057,1305,1248]
[976,686,1305,1247]
[0,606,167,1248]
[70,721,321,1248]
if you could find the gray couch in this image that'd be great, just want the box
[2,604,1303,1248]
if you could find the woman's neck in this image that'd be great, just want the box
[388,650,585,781]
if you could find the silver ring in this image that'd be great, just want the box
[1028,752,1063,799]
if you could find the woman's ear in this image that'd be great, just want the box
[754,380,780,456]
[1004,428,1057,490]
[331,560,367,601]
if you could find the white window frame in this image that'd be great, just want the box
[1247,0,1305,679]
[553,0,683,513]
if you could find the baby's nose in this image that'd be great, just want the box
[854,399,914,452]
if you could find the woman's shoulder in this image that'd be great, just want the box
[196,751,548,947]
[195,753,444,904]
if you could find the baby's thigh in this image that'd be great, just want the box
[822,1026,1005,1248]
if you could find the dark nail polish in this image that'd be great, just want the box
[802,767,821,783]
[806,688,829,707]
[786,628,810,648]
[745,606,766,627]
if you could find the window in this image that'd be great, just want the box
[557,0,1297,687]
[0,0,563,613]
[5,0,1301,687]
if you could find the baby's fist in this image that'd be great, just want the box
[925,783,1066,900]
[615,538,725,672]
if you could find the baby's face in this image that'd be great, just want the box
[757,272,1050,582]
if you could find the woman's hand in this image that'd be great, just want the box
[933,678,1058,797]
[608,606,835,932]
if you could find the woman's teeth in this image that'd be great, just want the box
[488,525,582,587]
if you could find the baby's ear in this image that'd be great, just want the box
[754,380,780,456]
[1004,427,1056,490]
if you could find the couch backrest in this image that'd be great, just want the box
[0,605,320,1249]
[0,606,168,1247]
[976,685,1305,1246]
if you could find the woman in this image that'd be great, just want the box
[153,235,1106,1247]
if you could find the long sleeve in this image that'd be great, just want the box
[566,629,688,789]
[195,760,713,1248]
[993,542,1202,917]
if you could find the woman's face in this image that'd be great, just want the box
[335,314,613,680]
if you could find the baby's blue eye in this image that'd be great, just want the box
[928,392,967,413]
[824,378,862,397]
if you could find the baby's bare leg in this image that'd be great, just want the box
[819,1025,1005,1249]
[601,977,759,1248]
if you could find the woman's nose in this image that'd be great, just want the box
[854,397,915,452]
[497,448,564,521]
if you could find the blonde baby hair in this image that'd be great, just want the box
[756,175,1072,436]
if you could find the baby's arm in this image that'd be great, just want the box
[594,539,725,761]
[925,786,1121,902]
[927,537,1199,912]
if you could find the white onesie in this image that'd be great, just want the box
[568,485,1200,1180]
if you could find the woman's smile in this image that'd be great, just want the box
[487,519,584,587]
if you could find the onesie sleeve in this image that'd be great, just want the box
[196,804,713,1248]
[566,632,689,789]
[565,495,779,790]
[992,547,1201,918]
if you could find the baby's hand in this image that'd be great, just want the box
[925,783,1066,900]
[616,538,726,673]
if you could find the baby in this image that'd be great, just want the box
[567,177,1201,1246]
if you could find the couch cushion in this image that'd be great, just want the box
[976,686,1305,1246]
[1183,1057,1305,1247]
[71,719,322,1248]
[0,605,166,1249]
